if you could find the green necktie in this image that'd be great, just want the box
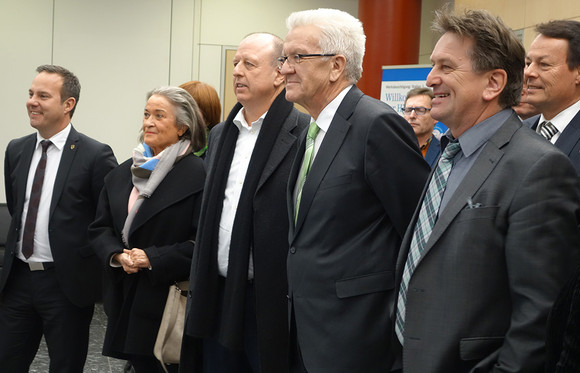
[295,121,320,222]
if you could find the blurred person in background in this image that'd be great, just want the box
[403,87,441,168]
[179,81,222,158]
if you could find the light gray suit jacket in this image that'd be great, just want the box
[395,112,580,372]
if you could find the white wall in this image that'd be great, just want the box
[0,0,358,203]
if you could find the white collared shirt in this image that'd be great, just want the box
[537,99,580,144]
[217,108,265,279]
[293,85,353,206]
[18,124,71,262]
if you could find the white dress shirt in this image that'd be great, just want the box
[537,98,580,144]
[217,109,265,279]
[18,124,71,262]
[293,85,352,206]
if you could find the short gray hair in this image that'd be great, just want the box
[140,86,206,152]
[286,8,366,83]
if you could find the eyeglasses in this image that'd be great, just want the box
[403,107,431,116]
[276,53,336,70]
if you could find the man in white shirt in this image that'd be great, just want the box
[184,33,309,373]
[0,65,117,372]
[524,19,580,174]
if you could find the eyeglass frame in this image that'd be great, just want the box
[402,107,432,116]
[276,53,337,70]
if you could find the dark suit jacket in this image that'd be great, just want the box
[424,135,441,168]
[185,96,309,372]
[2,126,117,307]
[395,113,580,372]
[89,154,204,358]
[287,86,430,373]
[546,265,580,372]
[527,112,580,175]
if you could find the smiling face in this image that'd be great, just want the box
[524,34,580,120]
[142,95,185,155]
[27,72,75,138]
[426,32,494,137]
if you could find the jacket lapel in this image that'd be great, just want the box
[257,92,299,191]
[418,115,519,264]
[15,135,37,217]
[50,126,79,218]
[287,128,306,239]
[292,86,360,238]
[554,110,580,157]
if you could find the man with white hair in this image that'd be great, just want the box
[279,8,430,373]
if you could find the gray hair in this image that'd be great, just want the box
[286,8,366,83]
[140,86,206,152]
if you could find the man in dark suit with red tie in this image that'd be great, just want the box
[0,65,117,372]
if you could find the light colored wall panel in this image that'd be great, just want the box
[526,0,580,26]
[419,0,449,63]
[198,44,223,98]
[0,0,54,203]
[198,0,358,47]
[455,0,526,29]
[170,0,196,86]
[53,0,172,161]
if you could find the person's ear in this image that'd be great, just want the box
[482,69,507,102]
[274,68,285,88]
[63,97,76,116]
[329,55,347,83]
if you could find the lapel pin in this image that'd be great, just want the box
[70,145,75,150]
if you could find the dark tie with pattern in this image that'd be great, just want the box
[539,121,558,141]
[22,140,52,259]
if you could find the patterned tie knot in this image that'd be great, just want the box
[441,140,461,161]
[307,121,320,141]
[539,121,558,141]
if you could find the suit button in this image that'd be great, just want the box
[289,247,296,254]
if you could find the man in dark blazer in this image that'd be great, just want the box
[0,65,117,372]
[523,19,580,175]
[394,10,580,372]
[184,33,309,373]
[279,9,430,373]
[403,87,441,168]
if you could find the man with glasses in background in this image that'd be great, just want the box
[403,87,441,168]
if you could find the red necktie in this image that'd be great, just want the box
[21,140,52,259]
